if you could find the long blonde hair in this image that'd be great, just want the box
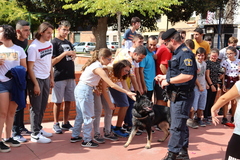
[81,48,112,71]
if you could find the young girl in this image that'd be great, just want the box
[221,46,240,125]
[204,48,221,125]
[192,47,208,127]
[93,60,132,143]
[0,25,27,152]
[211,81,240,160]
[71,48,135,147]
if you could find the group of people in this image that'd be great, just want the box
[0,20,78,152]
[0,16,239,160]
[154,28,240,160]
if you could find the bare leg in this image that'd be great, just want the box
[116,106,128,127]
[230,99,236,119]
[53,103,61,123]
[63,101,71,124]
[223,102,229,119]
[197,109,203,119]
[4,101,18,139]
[0,92,10,139]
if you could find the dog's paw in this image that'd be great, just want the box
[123,144,129,148]
[157,139,165,142]
[145,145,151,149]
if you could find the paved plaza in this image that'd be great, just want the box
[1,116,233,160]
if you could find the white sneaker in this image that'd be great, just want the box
[40,129,53,137]
[31,133,51,143]
[13,135,27,143]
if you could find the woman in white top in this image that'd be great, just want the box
[71,48,135,147]
[221,46,240,124]
[211,80,240,160]
[0,24,27,152]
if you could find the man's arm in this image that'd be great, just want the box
[27,61,40,96]
[139,67,147,93]
[52,50,76,66]
[160,73,193,88]
[135,67,143,94]
[160,64,167,75]
[130,75,139,92]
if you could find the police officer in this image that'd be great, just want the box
[155,28,197,160]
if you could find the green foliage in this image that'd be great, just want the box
[16,0,90,31]
[63,0,180,17]
[165,0,229,24]
[0,0,28,26]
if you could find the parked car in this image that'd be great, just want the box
[74,42,96,53]
[107,41,119,52]
[72,42,80,48]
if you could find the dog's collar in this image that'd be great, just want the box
[133,112,155,120]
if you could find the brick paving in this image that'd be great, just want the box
[1,116,233,160]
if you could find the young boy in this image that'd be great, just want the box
[122,17,141,49]
[51,20,76,134]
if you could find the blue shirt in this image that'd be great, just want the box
[166,43,197,91]
[139,48,156,91]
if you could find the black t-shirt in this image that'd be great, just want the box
[14,39,28,56]
[51,38,75,81]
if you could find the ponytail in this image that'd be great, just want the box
[81,50,99,71]
[81,48,112,71]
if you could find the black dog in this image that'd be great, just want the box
[124,92,171,149]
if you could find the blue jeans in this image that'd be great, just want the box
[192,88,207,111]
[168,91,194,153]
[72,82,94,142]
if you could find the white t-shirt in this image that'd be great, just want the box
[234,80,240,135]
[0,44,26,82]
[219,47,239,62]
[221,59,240,77]
[27,39,53,79]
[80,60,103,87]
[195,61,207,89]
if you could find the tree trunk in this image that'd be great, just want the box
[92,17,108,50]
[117,12,122,48]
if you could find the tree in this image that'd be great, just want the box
[16,0,91,32]
[164,0,229,24]
[63,0,180,49]
[0,0,28,26]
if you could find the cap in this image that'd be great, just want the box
[161,28,177,40]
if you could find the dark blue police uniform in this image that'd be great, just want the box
[166,43,197,154]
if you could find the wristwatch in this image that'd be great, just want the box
[167,78,171,85]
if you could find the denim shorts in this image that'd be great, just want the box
[0,79,13,93]
[109,87,129,107]
[192,87,207,111]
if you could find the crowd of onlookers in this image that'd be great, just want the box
[0,16,239,156]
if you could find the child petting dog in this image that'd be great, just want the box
[93,60,132,143]
[70,48,136,147]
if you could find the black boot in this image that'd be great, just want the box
[162,151,177,160]
[176,147,190,160]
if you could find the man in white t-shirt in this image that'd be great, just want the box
[218,37,239,62]
[27,22,54,144]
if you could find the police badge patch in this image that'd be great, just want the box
[184,58,193,66]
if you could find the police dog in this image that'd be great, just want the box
[124,92,171,149]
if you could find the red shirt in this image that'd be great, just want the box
[155,44,172,83]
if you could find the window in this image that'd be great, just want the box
[113,35,117,41]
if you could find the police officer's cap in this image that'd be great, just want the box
[161,28,177,40]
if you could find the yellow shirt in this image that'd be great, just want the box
[192,39,211,55]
